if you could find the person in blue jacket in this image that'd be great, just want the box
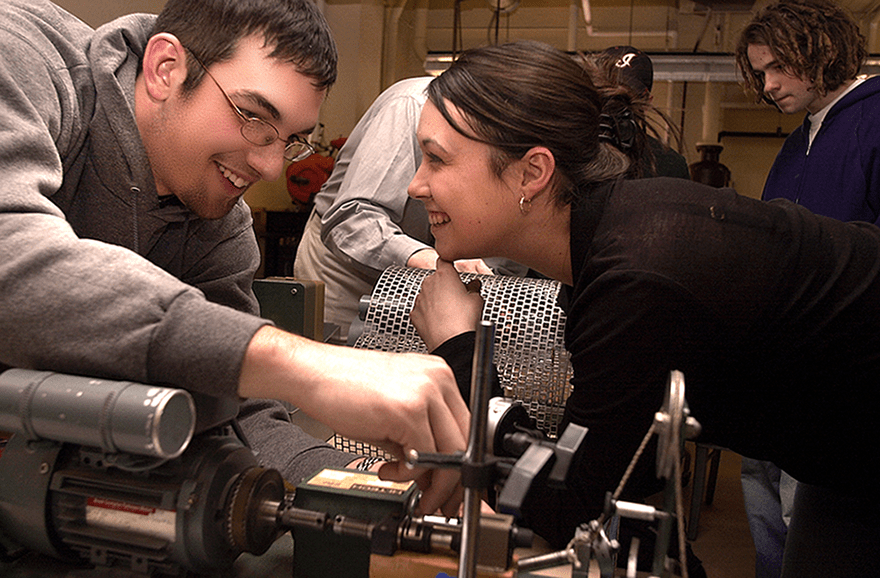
[737,0,880,223]
[735,1,880,576]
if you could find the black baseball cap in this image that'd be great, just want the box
[601,45,653,95]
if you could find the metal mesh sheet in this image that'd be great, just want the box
[332,266,573,457]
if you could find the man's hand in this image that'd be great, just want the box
[239,326,470,515]
[410,259,484,351]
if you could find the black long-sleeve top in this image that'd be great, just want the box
[436,177,880,548]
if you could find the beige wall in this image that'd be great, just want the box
[54,0,167,26]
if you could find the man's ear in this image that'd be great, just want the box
[141,33,188,102]
[519,146,556,199]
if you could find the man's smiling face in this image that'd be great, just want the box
[141,35,325,219]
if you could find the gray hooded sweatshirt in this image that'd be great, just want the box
[0,0,354,481]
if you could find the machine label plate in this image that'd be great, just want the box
[85,497,176,542]
[306,469,413,496]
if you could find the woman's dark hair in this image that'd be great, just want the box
[735,0,866,104]
[153,0,337,93]
[427,40,654,206]
[584,49,684,179]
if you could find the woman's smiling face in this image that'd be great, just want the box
[408,100,524,262]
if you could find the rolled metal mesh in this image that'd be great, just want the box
[332,266,573,457]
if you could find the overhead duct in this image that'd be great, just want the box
[691,0,757,11]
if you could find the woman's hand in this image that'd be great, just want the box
[411,259,484,351]
[407,248,494,276]
[452,259,494,275]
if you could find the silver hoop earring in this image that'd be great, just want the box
[519,195,532,215]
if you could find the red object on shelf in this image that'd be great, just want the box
[286,153,335,204]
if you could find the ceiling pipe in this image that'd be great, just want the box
[701,81,722,145]
[869,7,880,54]
[412,0,429,74]
[382,0,412,88]
[568,0,578,51]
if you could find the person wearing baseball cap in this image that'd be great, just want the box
[601,45,655,96]
[596,45,690,180]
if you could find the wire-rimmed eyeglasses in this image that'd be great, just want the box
[186,49,315,162]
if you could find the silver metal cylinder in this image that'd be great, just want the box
[0,369,195,459]
[614,500,662,522]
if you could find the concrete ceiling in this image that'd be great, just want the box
[697,0,880,17]
[828,0,880,16]
[426,0,880,80]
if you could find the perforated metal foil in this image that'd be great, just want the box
[333,266,573,457]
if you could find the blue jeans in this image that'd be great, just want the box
[740,458,798,578]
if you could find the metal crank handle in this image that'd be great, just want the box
[406,449,464,470]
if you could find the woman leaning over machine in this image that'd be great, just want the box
[406,40,880,578]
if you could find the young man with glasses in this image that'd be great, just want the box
[188,48,316,163]
[0,0,467,518]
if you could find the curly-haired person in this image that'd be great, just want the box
[736,2,880,577]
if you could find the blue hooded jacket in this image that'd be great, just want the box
[763,75,880,225]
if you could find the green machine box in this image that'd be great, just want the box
[292,468,418,578]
